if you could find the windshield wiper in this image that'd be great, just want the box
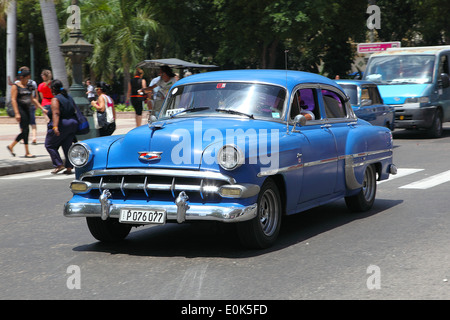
[169,107,210,118]
[215,108,254,119]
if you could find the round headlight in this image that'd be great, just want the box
[217,145,243,171]
[69,143,91,167]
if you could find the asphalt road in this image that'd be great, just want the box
[1,127,450,302]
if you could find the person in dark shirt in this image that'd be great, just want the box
[7,67,45,158]
[44,79,79,174]
[126,68,147,127]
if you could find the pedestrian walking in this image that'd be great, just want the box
[7,67,45,158]
[44,79,78,174]
[28,78,38,144]
[126,68,147,127]
[38,69,54,124]
[91,81,116,136]
[86,80,95,102]
[38,69,53,117]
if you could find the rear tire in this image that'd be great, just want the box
[86,217,132,242]
[237,178,282,249]
[345,164,377,212]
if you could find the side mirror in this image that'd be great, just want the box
[291,114,307,132]
[439,73,450,88]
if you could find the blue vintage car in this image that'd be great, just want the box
[336,79,395,131]
[65,70,396,249]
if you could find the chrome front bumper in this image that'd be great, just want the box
[64,197,258,223]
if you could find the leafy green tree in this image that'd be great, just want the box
[313,0,366,77]
[78,0,160,94]
[413,0,450,45]
[375,0,420,46]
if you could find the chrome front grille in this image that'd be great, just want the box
[79,168,235,200]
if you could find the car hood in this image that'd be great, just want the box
[106,116,284,170]
[377,84,429,105]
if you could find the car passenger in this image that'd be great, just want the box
[292,91,315,120]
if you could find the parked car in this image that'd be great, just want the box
[65,70,397,249]
[336,79,395,131]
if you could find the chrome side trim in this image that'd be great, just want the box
[257,164,303,177]
[258,149,393,177]
[345,150,394,190]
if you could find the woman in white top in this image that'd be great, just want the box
[91,81,116,136]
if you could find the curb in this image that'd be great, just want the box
[0,159,53,176]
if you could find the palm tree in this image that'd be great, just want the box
[39,0,68,89]
[2,0,16,105]
[80,0,160,96]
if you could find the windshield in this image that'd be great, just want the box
[159,82,286,120]
[364,54,435,84]
[339,84,358,105]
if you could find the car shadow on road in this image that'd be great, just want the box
[73,198,402,258]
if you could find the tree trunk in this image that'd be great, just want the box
[39,0,69,89]
[5,0,16,105]
[268,39,279,69]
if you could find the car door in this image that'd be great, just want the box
[437,53,450,122]
[367,85,388,126]
[290,87,339,204]
[358,85,378,124]
[318,86,354,195]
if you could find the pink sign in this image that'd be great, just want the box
[357,42,401,54]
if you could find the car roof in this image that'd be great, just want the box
[336,79,377,86]
[372,45,450,56]
[174,69,342,92]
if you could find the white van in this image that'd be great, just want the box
[363,46,450,138]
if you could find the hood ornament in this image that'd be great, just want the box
[139,151,163,161]
[148,115,165,131]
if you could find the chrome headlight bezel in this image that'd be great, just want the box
[68,142,92,168]
[217,145,244,171]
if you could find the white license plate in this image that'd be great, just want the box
[119,209,166,224]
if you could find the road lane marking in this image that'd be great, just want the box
[378,168,424,184]
[399,169,450,189]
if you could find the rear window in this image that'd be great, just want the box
[321,89,346,118]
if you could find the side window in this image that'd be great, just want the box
[439,55,450,75]
[321,89,347,118]
[368,87,382,104]
[361,88,371,105]
[290,88,320,120]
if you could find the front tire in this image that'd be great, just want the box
[345,164,377,212]
[237,178,282,249]
[86,217,132,242]
[427,109,443,138]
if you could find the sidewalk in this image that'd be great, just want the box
[0,112,144,176]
